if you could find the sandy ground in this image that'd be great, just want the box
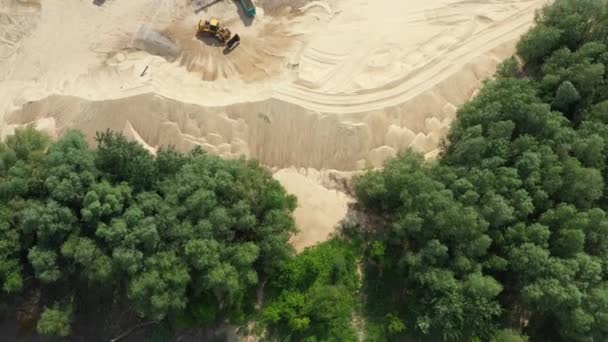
[274,168,354,252]
[0,0,548,250]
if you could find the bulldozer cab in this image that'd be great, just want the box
[209,18,219,30]
[198,18,220,34]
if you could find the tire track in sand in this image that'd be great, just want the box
[272,0,547,114]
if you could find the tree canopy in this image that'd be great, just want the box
[354,0,608,341]
[261,238,360,342]
[0,128,296,338]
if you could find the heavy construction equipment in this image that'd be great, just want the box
[197,18,240,51]
[239,0,256,17]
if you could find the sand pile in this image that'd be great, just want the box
[133,24,182,60]
[0,0,549,249]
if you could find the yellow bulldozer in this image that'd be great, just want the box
[197,18,240,51]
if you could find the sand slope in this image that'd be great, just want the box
[274,168,353,252]
[0,0,549,250]
[0,0,548,169]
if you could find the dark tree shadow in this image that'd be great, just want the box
[93,0,106,6]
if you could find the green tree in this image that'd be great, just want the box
[491,329,529,342]
[27,247,62,283]
[0,128,298,339]
[517,25,562,66]
[2,125,49,164]
[44,130,96,206]
[553,81,581,113]
[36,304,72,337]
[496,57,522,79]
[261,239,359,342]
[95,130,157,192]
[354,3,608,341]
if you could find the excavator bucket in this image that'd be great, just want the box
[226,34,240,51]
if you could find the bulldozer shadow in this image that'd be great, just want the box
[195,34,238,54]
[195,33,225,47]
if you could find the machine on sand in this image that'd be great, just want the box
[197,18,240,51]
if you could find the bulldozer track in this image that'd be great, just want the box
[272,0,546,114]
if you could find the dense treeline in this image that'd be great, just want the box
[261,238,359,341]
[355,0,608,341]
[0,128,297,338]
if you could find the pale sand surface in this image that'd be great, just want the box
[0,0,548,249]
[273,168,353,252]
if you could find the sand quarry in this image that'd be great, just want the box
[0,0,548,250]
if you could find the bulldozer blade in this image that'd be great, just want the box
[226,34,240,51]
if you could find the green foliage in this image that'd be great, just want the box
[128,252,190,319]
[354,1,608,341]
[0,126,49,199]
[36,304,72,337]
[0,128,52,294]
[0,128,297,338]
[45,130,96,206]
[496,57,522,79]
[21,200,76,245]
[553,81,581,112]
[2,125,49,164]
[517,25,563,66]
[491,329,529,342]
[61,235,113,282]
[356,153,500,340]
[261,238,359,341]
[94,130,159,192]
[533,0,608,51]
[386,313,406,335]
